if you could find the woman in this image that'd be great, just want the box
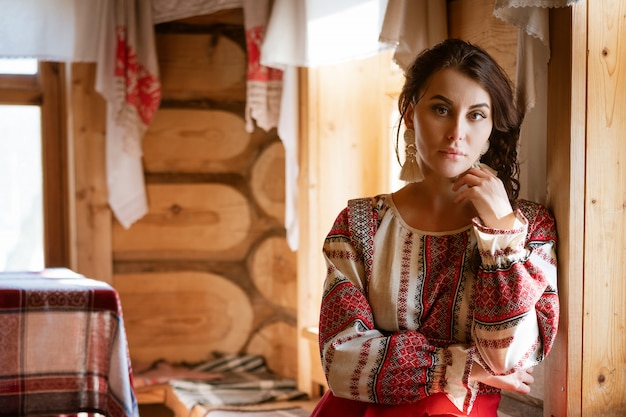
[310,39,559,416]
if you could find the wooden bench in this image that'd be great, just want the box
[137,383,319,417]
[135,328,327,416]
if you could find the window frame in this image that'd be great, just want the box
[0,62,70,268]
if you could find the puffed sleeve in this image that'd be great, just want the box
[471,200,559,375]
[319,201,479,412]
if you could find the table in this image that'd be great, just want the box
[0,268,139,417]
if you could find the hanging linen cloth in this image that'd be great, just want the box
[493,0,583,110]
[492,0,583,204]
[0,0,161,229]
[379,0,447,70]
[96,0,161,228]
[259,0,391,250]
[242,0,283,133]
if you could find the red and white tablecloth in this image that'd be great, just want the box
[0,268,138,417]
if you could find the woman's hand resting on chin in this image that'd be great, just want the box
[452,164,517,230]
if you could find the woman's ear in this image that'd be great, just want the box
[403,103,415,129]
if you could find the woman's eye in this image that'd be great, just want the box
[469,111,486,120]
[433,106,449,115]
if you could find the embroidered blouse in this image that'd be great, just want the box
[319,194,559,413]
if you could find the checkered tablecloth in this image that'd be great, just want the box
[0,268,138,417]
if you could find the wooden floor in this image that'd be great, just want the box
[497,395,542,417]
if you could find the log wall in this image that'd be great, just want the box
[118,9,297,377]
[72,9,298,379]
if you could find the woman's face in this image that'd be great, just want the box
[406,68,493,180]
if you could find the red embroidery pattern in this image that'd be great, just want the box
[398,232,413,330]
[419,233,468,340]
[26,290,90,308]
[375,335,439,403]
[245,26,283,82]
[324,248,360,264]
[476,335,515,350]
[350,339,372,400]
[320,281,373,343]
[115,26,161,126]
[475,262,548,324]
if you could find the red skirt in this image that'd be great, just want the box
[310,391,500,417]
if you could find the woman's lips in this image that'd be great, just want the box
[440,148,465,158]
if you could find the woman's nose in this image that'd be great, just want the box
[446,117,466,142]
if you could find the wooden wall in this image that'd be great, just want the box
[296,50,403,393]
[533,2,626,416]
[581,0,626,414]
[71,9,298,380]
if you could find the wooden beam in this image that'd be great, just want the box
[0,74,41,104]
[544,3,586,416]
[39,62,70,267]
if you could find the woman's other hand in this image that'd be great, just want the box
[470,365,535,394]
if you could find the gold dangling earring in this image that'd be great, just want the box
[399,128,424,183]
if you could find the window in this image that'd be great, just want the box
[0,59,69,271]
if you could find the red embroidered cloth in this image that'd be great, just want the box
[0,269,138,417]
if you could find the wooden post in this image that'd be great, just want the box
[39,62,70,268]
[545,3,587,416]
[69,63,112,283]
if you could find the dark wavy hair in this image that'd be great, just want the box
[397,38,523,203]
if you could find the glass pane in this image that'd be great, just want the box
[0,58,38,75]
[0,105,44,271]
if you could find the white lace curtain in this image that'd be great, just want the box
[493,0,582,204]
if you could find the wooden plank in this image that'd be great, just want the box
[0,74,39,90]
[143,109,250,173]
[302,327,327,396]
[247,321,297,380]
[70,63,112,283]
[116,271,253,364]
[164,385,318,417]
[112,183,252,257]
[0,89,41,105]
[582,1,626,415]
[0,74,41,104]
[297,65,317,395]
[250,141,285,223]
[249,235,296,311]
[544,4,586,417]
[39,62,70,268]
[135,384,167,404]
[157,32,246,102]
